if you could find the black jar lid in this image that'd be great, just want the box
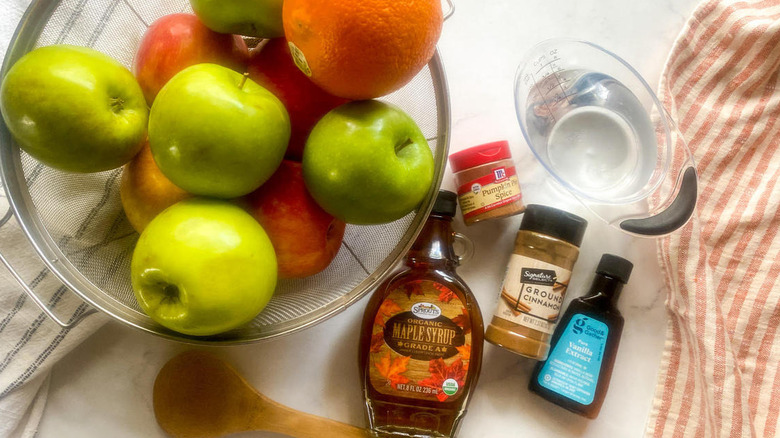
[596,254,634,284]
[431,190,458,217]
[519,204,587,247]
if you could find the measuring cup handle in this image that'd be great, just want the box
[619,166,698,236]
[443,0,455,21]
[0,213,96,328]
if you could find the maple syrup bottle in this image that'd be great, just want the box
[359,190,484,438]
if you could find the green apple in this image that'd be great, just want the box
[131,198,277,336]
[302,100,434,224]
[0,45,147,173]
[190,0,284,38]
[149,64,290,198]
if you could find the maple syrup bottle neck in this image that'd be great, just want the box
[407,214,457,268]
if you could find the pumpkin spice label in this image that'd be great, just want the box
[456,166,522,220]
[369,280,472,402]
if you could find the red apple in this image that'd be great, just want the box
[247,38,349,161]
[120,141,191,233]
[243,160,346,279]
[134,13,249,105]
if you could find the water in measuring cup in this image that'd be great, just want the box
[526,71,657,201]
[548,106,638,193]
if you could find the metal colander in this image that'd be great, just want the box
[0,0,451,344]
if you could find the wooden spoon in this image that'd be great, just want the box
[153,350,369,438]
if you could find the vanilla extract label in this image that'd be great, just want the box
[537,315,609,405]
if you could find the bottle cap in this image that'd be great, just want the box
[519,204,587,247]
[596,254,634,284]
[431,190,458,217]
[448,140,512,173]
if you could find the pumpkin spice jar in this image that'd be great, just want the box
[448,141,525,226]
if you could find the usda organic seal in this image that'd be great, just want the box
[442,378,459,396]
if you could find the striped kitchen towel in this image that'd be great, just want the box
[0,196,107,438]
[647,1,780,437]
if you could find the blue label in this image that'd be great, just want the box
[537,314,608,405]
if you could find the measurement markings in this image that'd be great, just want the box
[529,72,557,125]
[535,57,562,75]
[550,64,572,105]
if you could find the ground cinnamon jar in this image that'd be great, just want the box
[448,141,525,225]
[485,204,587,360]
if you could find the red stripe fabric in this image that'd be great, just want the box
[646,1,780,437]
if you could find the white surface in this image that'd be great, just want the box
[20,0,700,437]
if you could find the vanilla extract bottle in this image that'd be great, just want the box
[528,254,633,419]
[358,190,484,438]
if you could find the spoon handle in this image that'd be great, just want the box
[251,394,370,438]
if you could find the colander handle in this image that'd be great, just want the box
[0,210,96,328]
[0,204,11,227]
[444,0,455,21]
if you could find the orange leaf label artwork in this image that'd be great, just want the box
[370,331,385,353]
[374,353,411,389]
[403,281,424,298]
[418,358,468,402]
[456,344,471,372]
[374,298,402,327]
[452,308,471,335]
[435,283,456,303]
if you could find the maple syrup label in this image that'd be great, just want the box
[384,311,465,360]
[369,280,472,403]
[495,255,572,334]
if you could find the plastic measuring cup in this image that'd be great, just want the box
[514,39,697,237]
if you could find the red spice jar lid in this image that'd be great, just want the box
[448,140,513,173]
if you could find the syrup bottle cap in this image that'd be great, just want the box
[431,190,458,217]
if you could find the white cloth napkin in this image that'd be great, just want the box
[0,202,108,438]
[0,1,28,58]
[0,1,108,437]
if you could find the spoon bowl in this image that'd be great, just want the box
[153,350,368,438]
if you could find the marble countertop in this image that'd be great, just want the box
[31,0,701,437]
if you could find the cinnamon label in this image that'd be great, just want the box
[495,255,571,334]
[368,280,473,402]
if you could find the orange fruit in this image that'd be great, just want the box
[282,0,443,99]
